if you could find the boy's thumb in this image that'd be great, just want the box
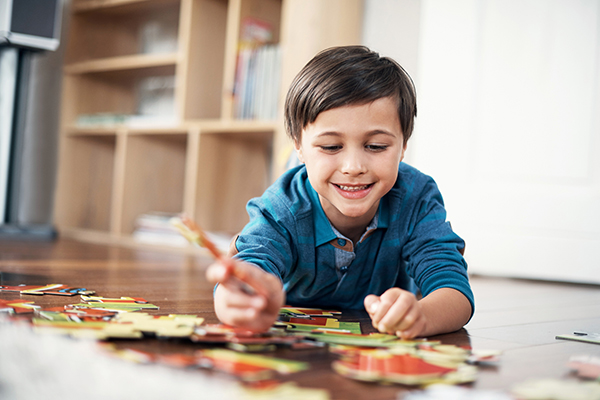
[205,263,227,283]
[364,295,380,314]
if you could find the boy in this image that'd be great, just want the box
[207,46,474,339]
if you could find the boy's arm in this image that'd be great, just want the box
[365,287,471,339]
[419,287,472,336]
[380,173,473,338]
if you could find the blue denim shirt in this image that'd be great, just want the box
[234,163,474,316]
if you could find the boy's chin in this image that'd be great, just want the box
[320,194,379,222]
[333,204,377,221]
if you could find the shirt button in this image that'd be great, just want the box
[337,238,346,247]
[340,266,348,274]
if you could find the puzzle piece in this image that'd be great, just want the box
[63,305,118,319]
[467,349,502,364]
[329,339,480,386]
[31,311,204,340]
[0,284,95,296]
[101,346,309,382]
[72,302,159,312]
[36,310,115,323]
[556,331,600,345]
[567,355,600,380]
[227,343,277,353]
[280,306,341,317]
[32,317,143,340]
[305,331,405,347]
[198,348,309,381]
[76,295,159,312]
[511,378,600,400]
[281,319,361,334]
[276,306,361,335]
[194,323,258,338]
[191,323,301,348]
[0,284,44,292]
[240,382,330,400]
[80,295,149,304]
[0,299,41,314]
[332,347,477,386]
[112,313,204,338]
[35,311,71,322]
[39,287,95,296]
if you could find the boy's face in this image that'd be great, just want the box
[295,96,406,231]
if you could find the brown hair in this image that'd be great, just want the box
[284,45,417,145]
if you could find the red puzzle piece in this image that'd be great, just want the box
[0,299,40,314]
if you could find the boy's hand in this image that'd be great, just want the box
[206,259,284,332]
[364,288,427,339]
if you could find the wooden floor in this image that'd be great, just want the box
[1,237,599,399]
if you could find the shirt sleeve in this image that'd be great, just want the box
[233,194,295,283]
[401,176,475,320]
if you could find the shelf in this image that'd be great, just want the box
[64,74,143,120]
[66,1,181,64]
[72,0,181,14]
[193,119,278,133]
[54,135,118,232]
[64,53,178,75]
[55,0,363,250]
[65,120,277,135]
[120,134,188,234]
[66,125,188,136]
[65,126,119,136]
[194,130,273,234]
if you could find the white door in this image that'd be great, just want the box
[409,0,600,283]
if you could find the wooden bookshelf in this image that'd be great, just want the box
[63,53,179,74]
[54,0,363,247]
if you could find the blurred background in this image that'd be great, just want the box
[364,0,599,284]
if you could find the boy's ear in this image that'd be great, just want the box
[294,141,304,163]
[400,142,407,162]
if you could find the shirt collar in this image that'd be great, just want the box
[306,179,338,246]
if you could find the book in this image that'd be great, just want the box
[233,44,281,120]
[132,212,232,252]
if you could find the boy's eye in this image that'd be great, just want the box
[319,145,342,152]
[366,144,388,152]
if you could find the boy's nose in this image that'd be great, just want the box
[341,150,367,175]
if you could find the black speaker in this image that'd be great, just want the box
[0,0,64,240]
[0,0,63,51]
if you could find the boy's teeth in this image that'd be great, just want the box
[338,184,368,191]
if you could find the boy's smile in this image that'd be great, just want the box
[295,97,406,240]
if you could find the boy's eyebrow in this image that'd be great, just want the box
[366,129,399,138]
[314,130,399,139]
[314,131,342,139]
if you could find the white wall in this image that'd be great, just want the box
[362,0,600,283]
[362,0,421,84]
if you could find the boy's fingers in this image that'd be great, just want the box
[371,289,402,330]
[396,315,426,340]
[230,263,279,298]
[375,289,420,334]
[221,305,260,325]
[218,286,266,309]
[380,298,415,333]
[206,262,230,284]
[364,295,380,315]
[206,260,270,299]
[221,304,278,332]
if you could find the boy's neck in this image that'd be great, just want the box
[339,225,368,245]
[326,206,379,245]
